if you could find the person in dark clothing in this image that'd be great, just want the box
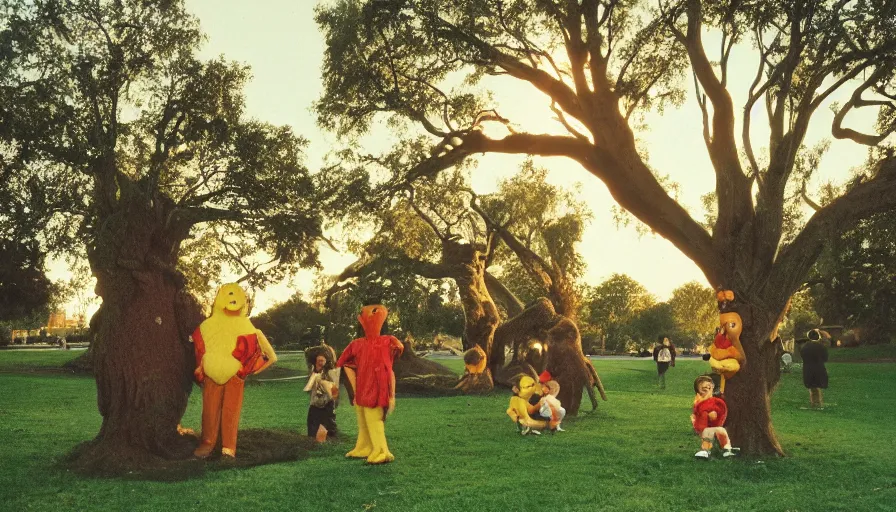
[652,335,676,389]
[304,354,340,439]
[801,329,829,409]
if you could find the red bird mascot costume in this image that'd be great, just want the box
[337,302,403,464]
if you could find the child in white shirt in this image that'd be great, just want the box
[539,380,566,432]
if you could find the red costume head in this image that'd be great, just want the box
[358,304,388,339]
[539,370,552,384]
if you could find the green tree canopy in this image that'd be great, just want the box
[808,206,896,344]
[1,0,326,467]
[667,280,717,349]
[251,294,328,348]
[583,273,656,352]
[315,0,896,456]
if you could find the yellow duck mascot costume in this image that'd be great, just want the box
[336,302,404,464]
[507,375,549,435]
[192,283,277,459]
[709,290,746,394]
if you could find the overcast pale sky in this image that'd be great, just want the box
[51,0,875,317]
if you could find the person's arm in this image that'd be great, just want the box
[253,330,277,374]
[716,398,728,425]
[192,327,205,383]
[388,370,396,415]
[329,368,341,401]
[526,399,541,416]
[336,342,357,393]
[303,372,320,392]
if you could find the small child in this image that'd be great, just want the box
[539,380,566,432]
[691,375,739,459]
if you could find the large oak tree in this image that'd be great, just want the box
[316,0,896,455]
[323,167,603,411]
[1,0,323,469]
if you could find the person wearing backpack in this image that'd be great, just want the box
[652,335,676,389]
[304,354,340,440]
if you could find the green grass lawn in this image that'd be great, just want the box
[826,343,896,362]
[1,351,894,511]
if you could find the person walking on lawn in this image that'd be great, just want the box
[653,335,676,389]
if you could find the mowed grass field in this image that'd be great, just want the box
[0,349,894,512]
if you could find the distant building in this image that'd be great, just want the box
[47,311,85,330]
[7,311,87,343]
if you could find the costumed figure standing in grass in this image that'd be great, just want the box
[507,375,549,435]
[336,301,403,464]
[708,289,747,395]
[691,375,740,459]
[192,283,277,459]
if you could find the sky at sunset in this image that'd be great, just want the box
[51,0,875,317]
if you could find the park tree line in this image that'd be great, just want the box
[2,0,895,466]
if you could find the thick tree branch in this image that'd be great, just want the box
[550,102,590,141]
[165,205,244,237]
[484,270,524,318]
[582,0,612,93]
[401,131,594,187]
[679,0,752,255]
[832,67,895,146]
[468,192,555,289]
[324,253,454,309]
[769,158,896,297]
[402,128,717,281]
[800,181,822,212]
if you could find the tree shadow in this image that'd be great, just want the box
[63,429,317,481]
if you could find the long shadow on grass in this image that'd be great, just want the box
[62,429,317,482]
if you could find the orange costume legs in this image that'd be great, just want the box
[194,377,245,458]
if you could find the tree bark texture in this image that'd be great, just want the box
[72,188,204,472]
[717,302,786,457]
[443,241,500,368]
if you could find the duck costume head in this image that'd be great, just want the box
[336,301,404,464]
[506,374,549,433]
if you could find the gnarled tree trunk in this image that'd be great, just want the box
[721,302,786,456]
[71,188,203,473]
[493,298,606,415]
[444,241,499,394]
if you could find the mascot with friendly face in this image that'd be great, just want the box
[710,290,747,394]
[506,374,549,435]
[336,302,404,464]
[192,284,277,459]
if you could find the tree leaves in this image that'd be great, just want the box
[1,0,324,292]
